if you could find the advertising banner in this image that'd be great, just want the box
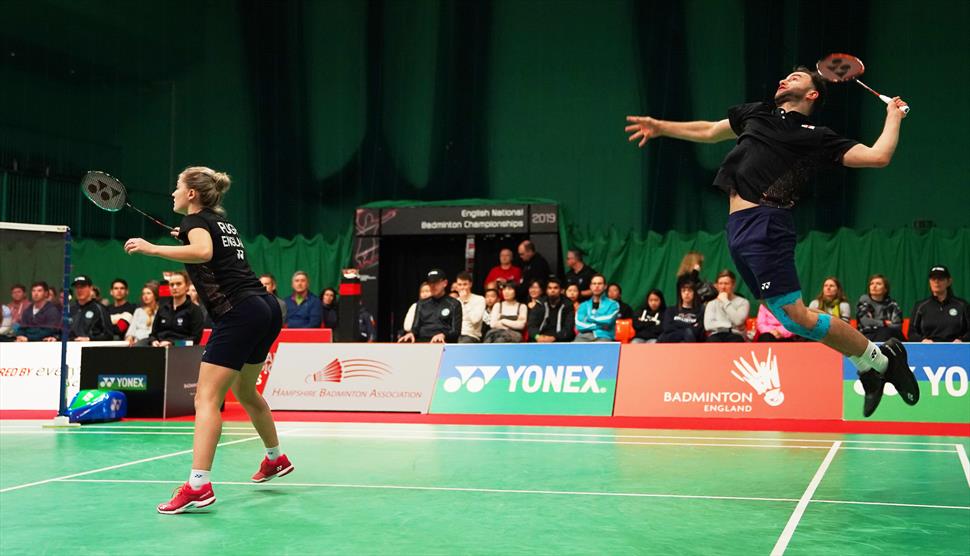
[429,343,620,415]
[0,341,126,410]
[380,205,529,235]
[614,344,843,419]
[262,344,443,412]
[843,343,970,423]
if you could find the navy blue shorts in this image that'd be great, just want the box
[202,294,283,371]
[726,206,801,300]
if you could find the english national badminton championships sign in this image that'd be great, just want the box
[262,344,443,412]
[842,343,970,423]
[429,343,620,415]
[613,344,843,420]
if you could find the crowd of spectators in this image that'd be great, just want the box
[4,246,967,345]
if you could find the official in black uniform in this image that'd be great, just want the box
[909,265,970,343]
[626,66,917,417]
[124,166,292,514]
[398,269,463,343]
[68,276,113,341]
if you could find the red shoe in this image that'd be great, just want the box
[252,454,294,483]
[156,482,216,514]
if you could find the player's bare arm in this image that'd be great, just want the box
[124,227,213,264]
[843,97,908,168]
[625,116,735,146]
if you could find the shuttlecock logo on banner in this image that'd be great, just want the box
[730,349,785,407]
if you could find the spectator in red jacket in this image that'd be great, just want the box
[484,249,522,290]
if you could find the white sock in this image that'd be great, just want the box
[850,341,888,374]
[266,446,281,461]
[188,469,210,490]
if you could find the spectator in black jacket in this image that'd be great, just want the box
[659,277,705,343]
[69,275,113,341]
[856,274,904,342]
[632,289,666,344]
[398,269,463,343]
[564,249,597,300]
[909,265,970,343]
[517,240,551,300]
[607,283,634,320]
[142,271,204,346]
[531,278,575,342]
[15,282,62,342]
[320,287,339,329]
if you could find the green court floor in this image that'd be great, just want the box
[1,421,968,555]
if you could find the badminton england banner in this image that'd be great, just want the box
[843,343,970,423]
[613,344,844,419]
[262,344,443,412]
[0,341,127,410]
[429,343,620,415]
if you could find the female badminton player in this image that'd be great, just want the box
[124,167,294,514]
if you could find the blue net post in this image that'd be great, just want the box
[58,227,72,416]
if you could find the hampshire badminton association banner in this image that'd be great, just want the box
[262,344,443,412]
[0,341,126,410]
[613,344,843,419]
[429,343,620,415]
[842,343,970,423]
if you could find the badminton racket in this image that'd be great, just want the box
[816,53,909,114]
[80,171,174,231]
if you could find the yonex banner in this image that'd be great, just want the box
[97,374,148,391]
[429,343,620,415]
[843,343,970,423]
[614,344,843,419]
[262,344,442,412]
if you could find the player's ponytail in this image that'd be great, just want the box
[179,166,231,215]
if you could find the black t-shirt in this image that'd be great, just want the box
[713,102,858,208]
[411,295,463,342]
[107,302,138,338]
[178,209,266,320]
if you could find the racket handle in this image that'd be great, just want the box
[879,94,910,114]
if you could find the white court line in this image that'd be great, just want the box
[957,444,970,489]
[771,441,842,556]
[55,478,970,511]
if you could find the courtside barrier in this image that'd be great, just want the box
[429,343,620,415]
[843,343,970,423]
[262,344,442,412]
[0,341,127,410]
[614,343,844,420]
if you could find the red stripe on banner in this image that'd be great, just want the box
[339,283,362,296]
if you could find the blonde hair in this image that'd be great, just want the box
[179,166,231,215]
[677,251,705,277]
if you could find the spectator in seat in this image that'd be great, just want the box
[399,269,462,343]
[6,284,30,325]
[484,282,527,343]
[259,273,288,322]
[187,283,214,328]
[677,251,716,305]
[0,305,12,341]
[525,279,546,339]
[68,275,113,341]
[285,270,322,328]
[564,249,598,300]
[756,302,797,342]
[126,283,160,345]
[15,281,61,341]
[142,271,203,346]
[809,277,851,322]
[857,274,904,342]
[909,265,970,343]
[482,287,499,334]
[565,283,581,313]
[659,276,705,343]
[320,287,339,329]
[574,274,619,342]
[455,272,486,343]
[517,240,551,300]
[704,269,750,342]
[632,289,665,344]
[403,282,432,334]
[607,283,634,320]
[47,286,61,307]
[531,277,575,343]
[106,278,138,340]
[484,248,521,290]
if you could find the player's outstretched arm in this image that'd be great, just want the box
[625,116,735,147]
[124,228,213,264]
[843,97,908,168]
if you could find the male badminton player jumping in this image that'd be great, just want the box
[625,67,918,417]
[124,167,294,514]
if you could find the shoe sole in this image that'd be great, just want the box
[252,464,294,483]
[157,496,216,515]
[884,340,920,406]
